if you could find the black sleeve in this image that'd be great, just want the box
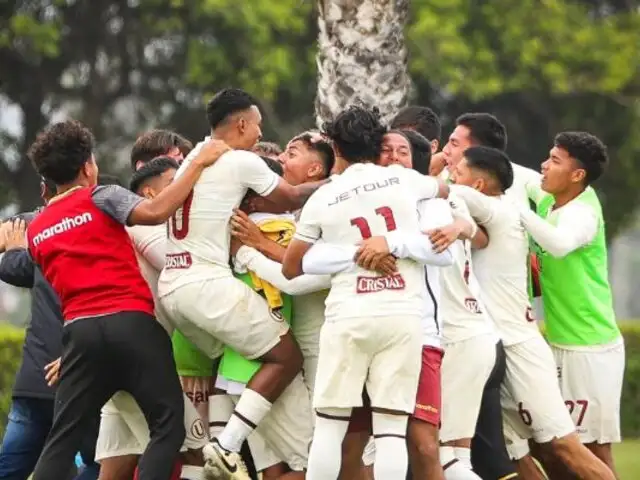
[0,248,35,288]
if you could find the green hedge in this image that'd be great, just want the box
[0,322,638,438]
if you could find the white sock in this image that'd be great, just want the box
[440,446,457,466]
[217,389,272,452]
[180,465,205,480]
[441,446,481,480]
[372,412,409,480]
[454,446,473,470]
[307,408,351,480]
[208,393,235,440]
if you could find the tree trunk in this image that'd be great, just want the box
[315,0,411,127]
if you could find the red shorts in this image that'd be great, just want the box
[413,346,444,426]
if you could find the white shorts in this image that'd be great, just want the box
[226,373,312,471]
[95,391,207,461]
[160,277,289,360]
[552,338,625,444]
[501,335,576,459]
[440,333,496,442]
[291,291,326,396]
[314,315,423,413]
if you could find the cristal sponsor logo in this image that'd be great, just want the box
[166,252,192,269]
[32,213,93,246]
[356,273,406,294]
[464,297,482,314]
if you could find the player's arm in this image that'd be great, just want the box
[263,178,330,213]
[302,243,358,275]
[230,210,286,262]
[440,194,489,250]
[519,203,597,258]
[282,194,323,279]
[123,140,229,225]
[449,185,497,225]
[396,165,449,201]
[235,246,331,295]
[0,219,35,288]
[128,226,166,271]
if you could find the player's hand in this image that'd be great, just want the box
[375,254,398,276]
[230,235,243,257]
[193,139,231,167]
[230,209,266,250]
[0,222,9,252]
[427,223,462,253]
[4,218,27,251]
[355,236,396,273]
[430,152,447,176]
[44,357,61,387]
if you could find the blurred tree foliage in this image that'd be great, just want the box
[1,0,638,238]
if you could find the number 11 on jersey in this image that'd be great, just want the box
[350,206,397,239]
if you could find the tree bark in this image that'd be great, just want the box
[315,0,411,127]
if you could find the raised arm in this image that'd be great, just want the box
[520,202,598,258]
[449,185,497,225]
[235,246,331,295]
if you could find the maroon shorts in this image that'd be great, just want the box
[413,346,444,426]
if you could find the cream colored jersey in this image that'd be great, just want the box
[451,185,537,346]
[158,142,279,296]
[127,224,172,334]
[294,162,439,321]
[506,163,541,208]
[440,195,495,344]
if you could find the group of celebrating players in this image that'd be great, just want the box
[0,87,625,480]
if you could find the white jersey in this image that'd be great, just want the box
[451,185,537,346]
[158,141,279,296]
[295,162,439,321]
[127,224,172,334]
[506,162,541,208]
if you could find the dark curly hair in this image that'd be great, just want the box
[322,106,387,164]
[554,131,608,184]
[130,129,192,171]
[28,120,95,185]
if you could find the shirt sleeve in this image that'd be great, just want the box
[450,185,498,225]
[128,226,166,271]
[293,192,324,244]
[385,199,454,267]
[520,202,598,258]
[302,243,357,275]
[394,165,439,201]
[0,248,35,288]
[448,193,479,238]
[235,246,331,295]
[92,185,144,225]
[235,151,280,196]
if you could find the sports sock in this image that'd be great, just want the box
[208,393,235,440]
[217,389,272,452]
[441,446,481,480]
[372,412,409,480]
[307,408,351,480]
[180,465,205,480]
[454,446,473,470]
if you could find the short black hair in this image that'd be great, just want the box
[400,129,432,176]
[391,106,441,142]
[98,174,123,187]
[130,129,192,170]
[554,131,608,184]
[289,132,335,177]
[322,106,387,164]
[28,120,95,185]
[253,141,282,159]
[456,113,507,151]
[129,157,180,194]
[260,155,284,177]
[464,146,514,192]
[206,88,259,130]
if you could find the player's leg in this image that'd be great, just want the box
[440,335,496,479]
[554,342,624,478]
[307,318,371,479]
[340,394,373,480]
[470,340,519,479]
[290,294,325,396]
[367,315,423,480]
[505,336,615,480]
[32,317,116,480]
[407,346,445,480]
[108,312,187,480]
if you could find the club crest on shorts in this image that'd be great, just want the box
[190,418,206,440]
[270,308,285,323]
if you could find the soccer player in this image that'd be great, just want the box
[25,119,226,480]
[130,129,192,170]
[95,157,211,480]
[282,106,449,480]
[157,88,328,479]
[448,145,616,480]
[519,132,624,475]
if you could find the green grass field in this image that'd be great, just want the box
[615,439,640,479]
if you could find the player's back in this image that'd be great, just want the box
[312,163,431,321]
[159,145,279,294]
[471,196,537,345]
